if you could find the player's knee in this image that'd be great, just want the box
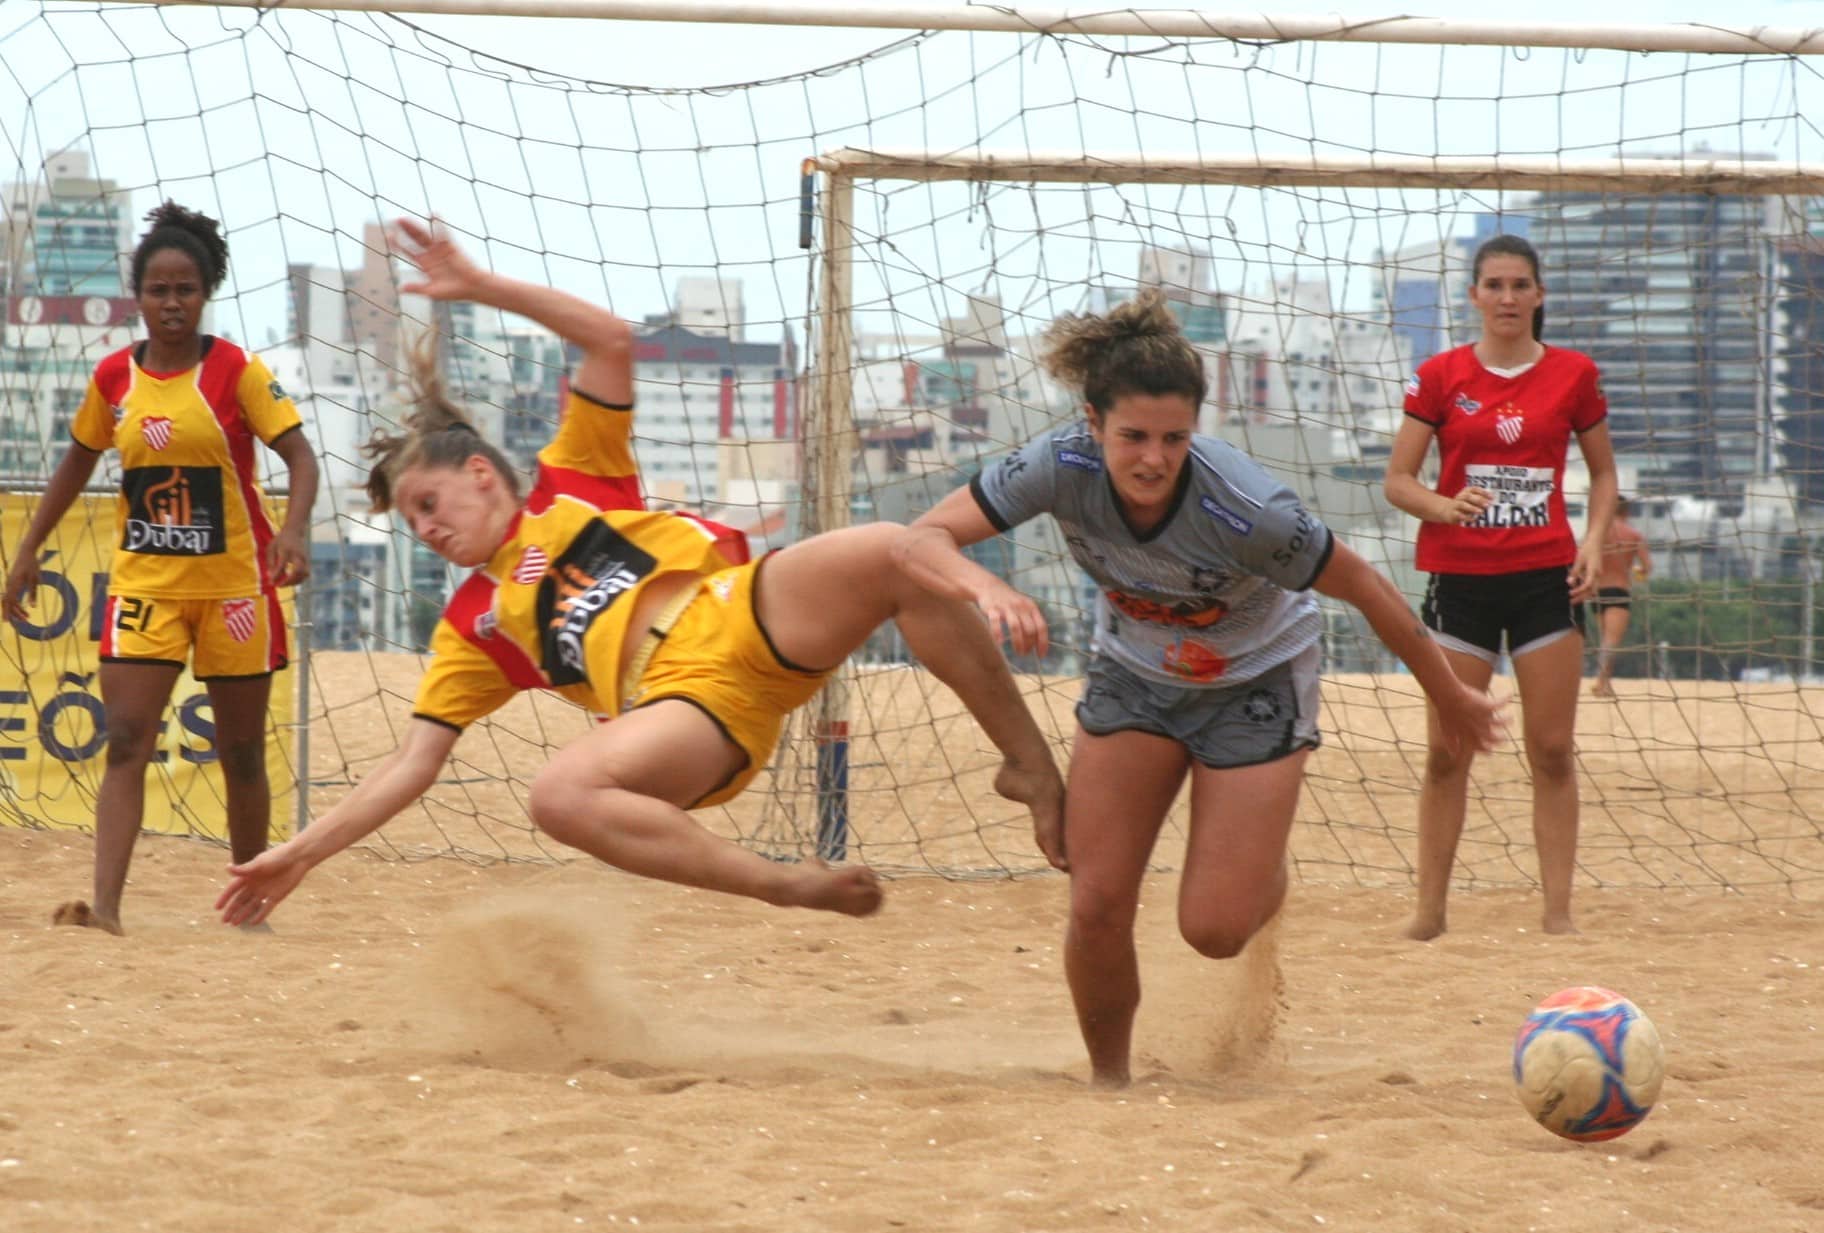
[1180,916,1255,960]
[103,714,161,767]
[216,734,267,784]
[1069,885,1138,938]
[526,765,603,843]
[1525,736,1575,782]
[1423,742,1473,784]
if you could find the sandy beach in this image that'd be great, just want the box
[4,661,1823,1231]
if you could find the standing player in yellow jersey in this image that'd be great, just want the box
[4,201,320,934]
[215,218,1061,927]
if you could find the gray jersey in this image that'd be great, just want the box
[970,422,1333,688]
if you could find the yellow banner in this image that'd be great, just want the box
[1,494,296,839]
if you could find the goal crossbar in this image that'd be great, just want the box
[812,150,1824,193]
[88,1,1824,56]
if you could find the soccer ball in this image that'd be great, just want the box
[1512,986,1665,1142]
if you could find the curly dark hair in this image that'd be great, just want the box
[131,200,229,297]
[1040,288,1206,416]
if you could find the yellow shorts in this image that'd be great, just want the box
[100,592,289,680]
[618,556,830,808]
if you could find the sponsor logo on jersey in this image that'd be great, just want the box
[268,380,289,403]
[110,403,126,423]
[222,598,257,643]
[513,545,549,585]
[709,574,736,603]
[120,467,224,556]
[473,610,498,640]
[536,521,659,687]
[1199,495,1254,535]
[1056,448,1102,473]
[1453,392,1482,415]
[1496,410,1525,445]
[141,415,173,450]
[1404,373,1421,398]
[1107,588,1229,629]
[1162,638,1227,682]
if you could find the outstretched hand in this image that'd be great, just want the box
[391,216,487,303]
[217,841,313,927]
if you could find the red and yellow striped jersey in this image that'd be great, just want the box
[411,388,749,731]
[72,337,302,599]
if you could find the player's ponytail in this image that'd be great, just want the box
[1471,233,1545,341]
[363,332,520,513]
[1040,288,1206,417]
[131,200,230,297]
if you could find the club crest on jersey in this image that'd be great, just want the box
[141,416,173,451]
[222,598,257,644]
[1453,393,1483,416]
[513,545,550,584]
[1496,410,1525,446]
[473,610,498,640]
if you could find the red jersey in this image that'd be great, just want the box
[1402,344,1607,575]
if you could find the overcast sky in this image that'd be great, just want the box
[4,0,1821,352]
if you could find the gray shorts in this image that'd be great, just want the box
[1076,644,1322,769]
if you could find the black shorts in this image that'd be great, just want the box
[1420,567,1584,664]
[1589,586,1632,612]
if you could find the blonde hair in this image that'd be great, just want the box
[1039,288,1206,416]
[363,333,519,513]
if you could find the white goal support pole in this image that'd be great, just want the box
[88,1,1824,56]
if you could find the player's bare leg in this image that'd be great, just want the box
[1405,647,1496,941]
[1060,727,1185,1088]
[530,701,882,916]
[56,661,184,934]
[1590,606,1628,699]
[759,523,1065,855]
[1514,635,1584,935]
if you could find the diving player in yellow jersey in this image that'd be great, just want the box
[218,218,1062,926]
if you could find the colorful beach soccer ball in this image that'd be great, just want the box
[1512,986,1666,1142]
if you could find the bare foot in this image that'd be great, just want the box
[995,758,1067,869]
[1590,681,1614,698]
[1542,912,1580,935]
[784,866,883,917]
[1402,913,1446,942]
[51,900,123,936]
[1088,1068,1132,1091]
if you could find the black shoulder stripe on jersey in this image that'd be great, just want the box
[1292,524,1338,593]
[968,472,1013,533]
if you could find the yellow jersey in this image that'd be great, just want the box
[411,388,747,731]
[71,337,302,599]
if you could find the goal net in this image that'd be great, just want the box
[3,2,1823,894]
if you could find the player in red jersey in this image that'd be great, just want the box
[4,202,319,934]
[1384,233,1619,940]
[216,219,1062,928]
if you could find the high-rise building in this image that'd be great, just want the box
[1519,187,1802,506]
[0,153,138,480]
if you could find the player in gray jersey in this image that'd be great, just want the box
[898,291,1504,1088]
